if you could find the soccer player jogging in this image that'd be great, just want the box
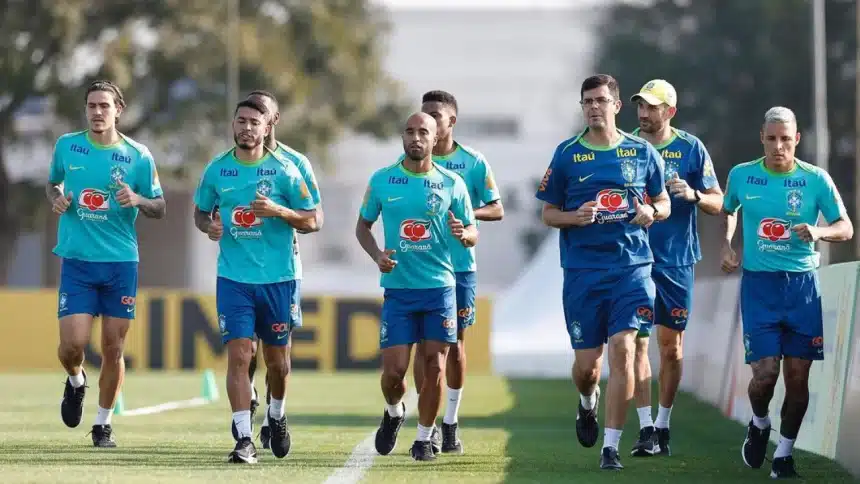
[721,107,853,478]
[535,74,670,470]
[626,80,724,457]
[412,90,504,455]
[355,112,477,461]
[194,98,319,464]
[230,90,324,449]
[48,80,166,448]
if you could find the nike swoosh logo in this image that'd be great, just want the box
[69,165,84,171]
[127,307,134,313]
[277,333,288,340]
[579,174,594,182]
[387,197,403,202]
[745,195,762,200]
[222,187,236,193]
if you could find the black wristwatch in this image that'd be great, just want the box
[693,190,702,204]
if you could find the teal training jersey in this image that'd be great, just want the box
[359,160,475,289]
[194,150,316,284]
[49,130,163,263]
[723,158,846,272]
[274,142,322,280]
[433,143,501,273]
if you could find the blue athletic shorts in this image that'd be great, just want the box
[58,258,139,319]
[455,271,477,331]
[562,264,655,349]
[216,277,302,347]
[638,264,694,337]
[740,269,823,363]
[380,287,456,349]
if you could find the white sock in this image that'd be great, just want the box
[416,424,433,442]
[603,427,623,450]
[261,412,269,428]
[752,414,771,430]
[386,402,404,418]
[233,410,252,439]
[580,392,597,411]
[655,405,673,429]
[95,406,112,426]
[269,398,285,419]
[774,434,796,458]
[443,387,463,425]
[69,371,85,388]
[637,406,654,429]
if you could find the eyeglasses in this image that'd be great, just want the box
[579,98,615,107]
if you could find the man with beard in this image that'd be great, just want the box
[355,112,477,461]
[193,98,319,463]
[626,79,724,458]
[48,80,166,447]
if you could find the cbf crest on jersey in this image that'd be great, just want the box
[621,159,637,185]
[426,192,443,216]
[110,165,126,189]
[664,159,679,181]
[787,189,803,216]
[257,178,273,197]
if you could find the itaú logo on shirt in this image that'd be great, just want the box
[230,206,263,239]
[76,189,110,222]
[399,219,432,252]
[594,189,630,223]
[757,217,792,252]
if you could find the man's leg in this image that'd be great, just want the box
[261,340,292,458]
[440,271,476,454]
[57,258,98,430]
[601,264,656,470]
[217,277,259,464]
[374,289,416,456]
[630,330,657,457]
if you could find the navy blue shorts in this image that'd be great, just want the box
[58,258,138,319]
[740,269,823,363]
[216,277,302,347]
[638,264,694,337]
[455,271,477,330]
[380,287,457,349]
[562,264,655,349]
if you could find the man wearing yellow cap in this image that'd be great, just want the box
[627,79,725,458]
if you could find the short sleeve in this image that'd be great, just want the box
[691,140,718,192]
[136,149,163,199]
[473,156,501,205]
[723,167,741,214]
[193,164,218,213]
[818,170,847,224]
[285,173,316,211]
[359,178,382,222]
[535,144,568,207]
[49,140,65,184]
[451,176,476,226]
[645,143,667,198]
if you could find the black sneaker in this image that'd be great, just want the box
[410,440,436,461]
[630,426,660,457]
[90,424,116,448]
[61,369,87,428]
[770,455,799,479]
[656,427,672,456]
[267,413,291,458]
[231,388,259,441]
[228,437,257,464]
[260,424,271,449]
[741,420,771,469]
[600,446,623,470]
[430,424,442,455]
[441,422,464,454]
[374,403,406,456]
[576,387,600,448]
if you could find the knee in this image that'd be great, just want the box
[574,359,601,385]
[423,351,444,378]
[659,340,682,363]
[608,334,635,369]
[752,368,780,389]
[101,343,124,364]
[227,343,254,368]
[382,363,408,383]
[266,359,290,380]
[784,375,809,397]
[448,342,465,365]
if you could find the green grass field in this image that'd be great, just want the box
[0,372,855,483]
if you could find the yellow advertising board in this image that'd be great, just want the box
[0,290,493,373]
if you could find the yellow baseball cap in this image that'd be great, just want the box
[630,79,677,107]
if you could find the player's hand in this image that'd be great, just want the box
[667,173,696,202]
[251,192,282,218]
[375,249,397,273]
[572,200,598,226]
[791,223,820,243]
[116,182,141,208]
[52,189,73,214]
[630,198,656,228]
[208,211,223,241]
[720,243,740,273]
[447,211,465,240]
